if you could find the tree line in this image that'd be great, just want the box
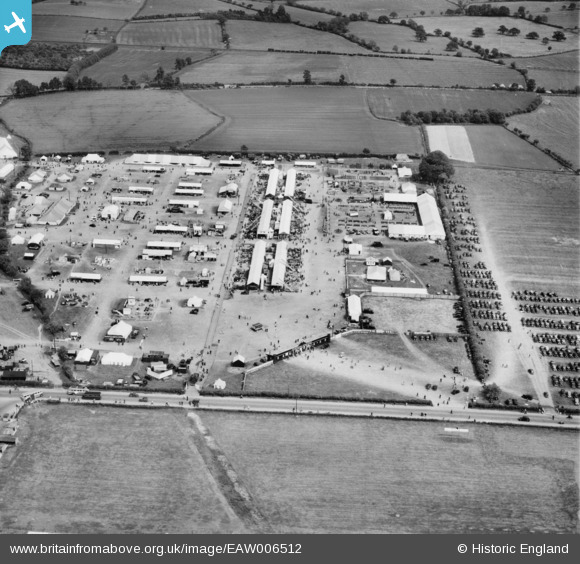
[0,43,87,71]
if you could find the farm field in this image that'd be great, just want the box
[181,51,524,87]
[0,90,221,153]
[512,50,579,91]
[349,22,471,55]
[464,125,561,170]
[117,20,224,48]
[186,87,423,153]
[139,0,253,17]
[416,16,573,56]
[32,0,143,20]
[507,96,579,169]
[80,46,212,85]
[426,125,475,163]
[304,0,451,19]
[0,68,67,96]
[275,3,336,25]
[0,406,243,533]
[513,50,579,72]
[528,68,580,91]
[367,88,538,119]
[201,411,579,533]
[458,168,580,296]
[226,21,369,53]
[31,16,123,43]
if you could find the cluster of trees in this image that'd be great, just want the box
[0,43,87,71]
[66,44,117,81]
[151,67,181,89]
[173,56,194,71]
[419,151,455,183]
[133,10,249,21]
[466,4,511,17]
[401,108,507,126]
[254,5,291,23]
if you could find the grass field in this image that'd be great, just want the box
[417,16,573,57]
[139,0,253,17]
[31,16,123,43]
[81,46,212,85]
[458,168,579,296]
[0,405,243,533]
[464,125,561,170]
[201,411,579,533]
[181,51,524,87]
[512,50,579,91]
[304,0,452,19]
[32,0,143,20]
[349,22,471,55]
[507,97,579,169]
[117,20,223,48]
[186,87,423,154]
[0,68,67,96]
[226,21,369,53]
[0,90,221,153]
[241,330,477,406]
[367,88,538,119]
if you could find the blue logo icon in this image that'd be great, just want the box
[1,1,31,54]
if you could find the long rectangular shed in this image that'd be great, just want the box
[129,186,154,194]
[265,169,279,199]
[284,168,296,199]
[278,200,293,238]
[154,225,187,234]
[129,275,168,285]
[69,272,102,282]
[112,196,148,205]
[175,188,204,196]
[168,199,199,208]
[247,240,266,289]
[257,199,274,238]
[147,241,182,250]
[271,241,287,288]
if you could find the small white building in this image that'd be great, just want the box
[101,352,133,366]
[11,234,25,245]
[101,204,120,220]
[75,348,94,364]
[107,321,133,341]
[187,296,203,308]
[217,199,233,214]
[348,243,362,256]
[213,378,226,390]
[16,181,32,191]
[347,295,362,323]
[0,163,15,180]
[367,265,387,282]
[388,267,401,281]
[397,167,413,179]
[400,182,417,194]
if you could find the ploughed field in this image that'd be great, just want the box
[0,406,243,533]
[0,90,221,153]
[32,0,143,20]
[117,20,223,48]
[507,96,580,169]
[186,87,424,154]
[200,411,579,533]
[180,50,525,87]
[367,89,538,119]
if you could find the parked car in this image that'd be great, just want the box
[518,416,530,422]
[129,392,139,398]
[139,397,148,403]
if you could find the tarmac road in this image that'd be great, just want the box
[1,387,577,430]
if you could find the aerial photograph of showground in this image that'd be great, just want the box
[0,0,578,535]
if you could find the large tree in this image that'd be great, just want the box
[419,151,455,182]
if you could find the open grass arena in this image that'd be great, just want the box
[80,46,212,85]
[117,20,224,48]
[0,405,244,533]
[186,87,424,153]
[31,15,123,43]
[200,411,579,533]
[507,97,580,169]
[367,89,538,120]
[0,90,221,153]
[32,0,143,20]
[180,51,524,87]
